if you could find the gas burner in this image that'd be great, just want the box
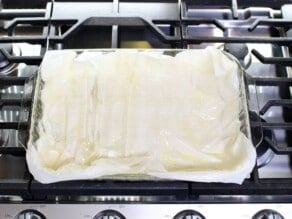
[250,111,275,168]
[223,43,251,69]
[0,44,20,76]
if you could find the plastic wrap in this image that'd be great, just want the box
[26,47,257,184]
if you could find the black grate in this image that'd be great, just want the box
[1,0,292,201]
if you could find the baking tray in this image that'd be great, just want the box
[21,49,262,182]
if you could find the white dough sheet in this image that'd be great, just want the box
[26,47,256,184]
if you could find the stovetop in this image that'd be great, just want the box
[0,0,292,217]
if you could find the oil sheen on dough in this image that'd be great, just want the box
[26,48,256,184]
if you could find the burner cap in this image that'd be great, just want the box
[224,43,248,60]
[0,43,13,69]
[224,43,251,68]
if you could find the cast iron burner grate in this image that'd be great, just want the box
[0,0,292,201]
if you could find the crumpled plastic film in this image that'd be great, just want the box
[26,48,256,184]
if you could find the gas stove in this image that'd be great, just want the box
[0,0,292,219]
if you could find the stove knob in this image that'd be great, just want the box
[94,210,126,219]
[173,210,205,219]
[15,209,46,219]
[252,209,284,219]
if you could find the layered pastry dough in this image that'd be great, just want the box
[26,48,256,184]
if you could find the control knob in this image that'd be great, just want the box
[173,209,205,219]
[94,209,126,219]
[14,209,46,219]
[252,209,284,219]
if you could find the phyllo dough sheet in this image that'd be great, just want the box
[26,48,256,184]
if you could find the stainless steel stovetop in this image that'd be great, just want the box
[0,1,292,219]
